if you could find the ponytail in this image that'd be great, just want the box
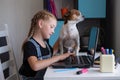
[21,10,56,51]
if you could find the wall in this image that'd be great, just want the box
[104,0,115,48]
[114,0,120,58]
[0,0,43,69]
[105,0,120,60]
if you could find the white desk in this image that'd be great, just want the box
[44,66,120,80]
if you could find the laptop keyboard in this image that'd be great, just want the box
[51,55,94,68]
[65,55,93,66]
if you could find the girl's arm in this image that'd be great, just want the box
[28,53,74,71]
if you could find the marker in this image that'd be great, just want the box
[105,49,109,54]
[109,49,113,54]
[76,68,88,75]
[101,47,106,54]
[112,49,114,54]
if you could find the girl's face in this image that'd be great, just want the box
[39,17,57,39]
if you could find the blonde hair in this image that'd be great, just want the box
[28,10,56,37]
[22,10,56,50]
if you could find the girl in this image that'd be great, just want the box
[19,10,74,80]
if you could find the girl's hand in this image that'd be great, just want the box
[58,53,75,61]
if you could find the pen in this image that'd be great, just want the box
[112,49,114,54]
[101,47,106,54]
[109,49,113,54]
[76,68,88,75]
[105,49,109,54]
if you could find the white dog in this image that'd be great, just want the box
[59,9,84,55]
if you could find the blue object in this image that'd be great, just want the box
[105,49,109,54]
[54,68,77,72]
[109,49,113,54]
[78,0,106,18]
[88,27,99,51]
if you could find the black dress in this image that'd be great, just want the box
[19,38,53,80]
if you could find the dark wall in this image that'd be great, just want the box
[103,0,120,62]
[104,0,115,49]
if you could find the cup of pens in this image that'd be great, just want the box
[100,47,115,72]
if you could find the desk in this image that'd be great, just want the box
[44,66,120,80]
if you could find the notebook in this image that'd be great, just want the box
[52,27,99,68]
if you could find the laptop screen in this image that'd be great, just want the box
[87,27,99,63]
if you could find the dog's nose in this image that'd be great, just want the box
[82,15,85,18]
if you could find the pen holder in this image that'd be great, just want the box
[100,54,115,72]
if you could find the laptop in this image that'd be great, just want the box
[52,27,99,68]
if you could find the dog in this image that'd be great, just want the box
[59,9,84,55]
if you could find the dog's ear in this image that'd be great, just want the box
[71,9,80,16]
[64,11,71,18]
[63,11,71,24]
